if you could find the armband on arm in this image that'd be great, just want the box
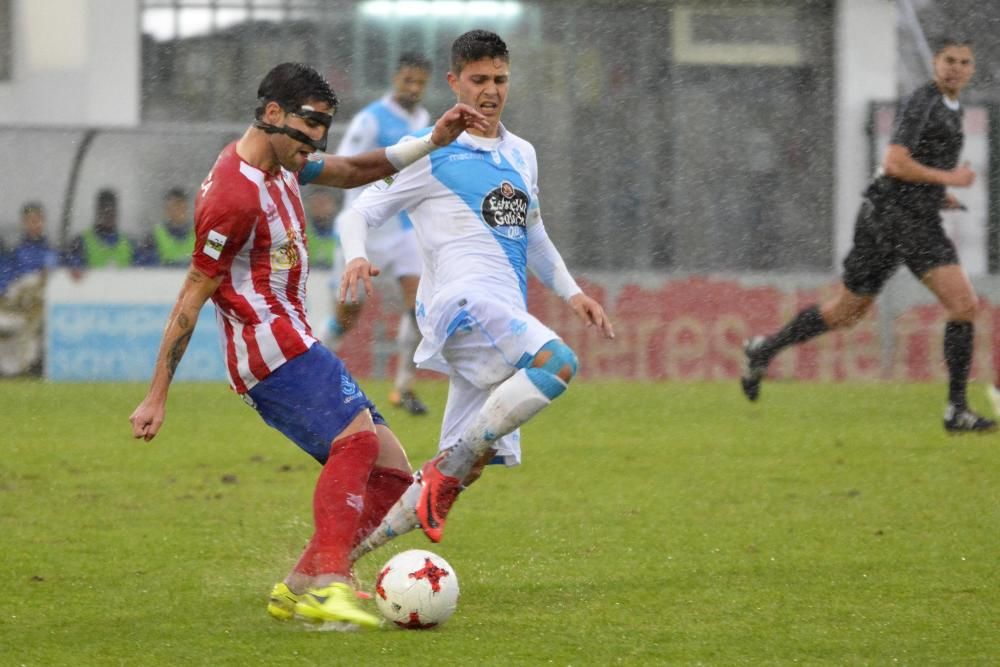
[384,134,437,171]
[338,208,370,263]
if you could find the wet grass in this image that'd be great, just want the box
[1,379,997,665]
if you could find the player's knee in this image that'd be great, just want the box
[524,339,578,399]
[532,339,578,381]
[948,299,978,322]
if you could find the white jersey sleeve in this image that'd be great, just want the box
[527,200,581,301]
[350,150,432,229]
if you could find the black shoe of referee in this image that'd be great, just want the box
[943,403,998,434]
[740,337,769,402]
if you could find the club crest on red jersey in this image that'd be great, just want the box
[270,227,301,270]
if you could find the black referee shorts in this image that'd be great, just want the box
[841,199,959,296]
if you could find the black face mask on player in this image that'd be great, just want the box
[253,99,335,152]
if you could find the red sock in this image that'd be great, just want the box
[293,430,379,578]
[351,465,414,550]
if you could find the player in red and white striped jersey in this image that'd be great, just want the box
[129,62,486,629]
[192,141,318,393]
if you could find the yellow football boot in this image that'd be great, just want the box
[293,582,381,629]
[267,582,301,621]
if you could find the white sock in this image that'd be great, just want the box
[350,368,561,559]
[437,368,557,479]
[349,482,422,561]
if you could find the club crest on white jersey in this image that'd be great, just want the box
[482,180,528,240]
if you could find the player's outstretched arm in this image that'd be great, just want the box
[882,145,975,187]
[307,103,488,189]
[129,267,223,441]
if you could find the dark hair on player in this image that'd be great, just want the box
[450,30,509,74]
[398,51,432,72]
[931,36,973,56]
[254,63,338,120]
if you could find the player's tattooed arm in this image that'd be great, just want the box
[152,268,222,388]
[165,314,194,380]
[161,269,222,379]
[131,266,223,441]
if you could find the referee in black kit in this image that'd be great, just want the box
[741,36,996,434]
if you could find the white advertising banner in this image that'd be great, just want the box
[44,268,337,382]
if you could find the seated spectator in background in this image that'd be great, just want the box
[9,202,59,279]
[135,187,196,267]
[64,188,135,269]
[0,202,55,376]
[304,188,339,269]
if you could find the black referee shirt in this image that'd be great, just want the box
[869,81,964,213]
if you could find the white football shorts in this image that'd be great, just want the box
[428,292,561,466]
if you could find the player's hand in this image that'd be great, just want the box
[130,398,165,442]
[568,293,615,339]
[949,161,975,188]
[340,257,381,303]
[429,103,489,146]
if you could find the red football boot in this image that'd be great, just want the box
[415,456,463,543]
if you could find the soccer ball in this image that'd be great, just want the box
[374,549,460,629]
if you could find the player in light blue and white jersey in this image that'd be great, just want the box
[339,30,615,556]
[328,52,433,415]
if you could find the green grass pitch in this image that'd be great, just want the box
[1,379,997,665]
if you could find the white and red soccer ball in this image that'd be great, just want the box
[374,549,460,629]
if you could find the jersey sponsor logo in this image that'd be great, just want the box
[481,180,529,240]
[203,230,227,260]
[446,152,484,163]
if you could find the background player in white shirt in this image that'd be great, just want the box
[328,52,433,415]
[339,30,615,555]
